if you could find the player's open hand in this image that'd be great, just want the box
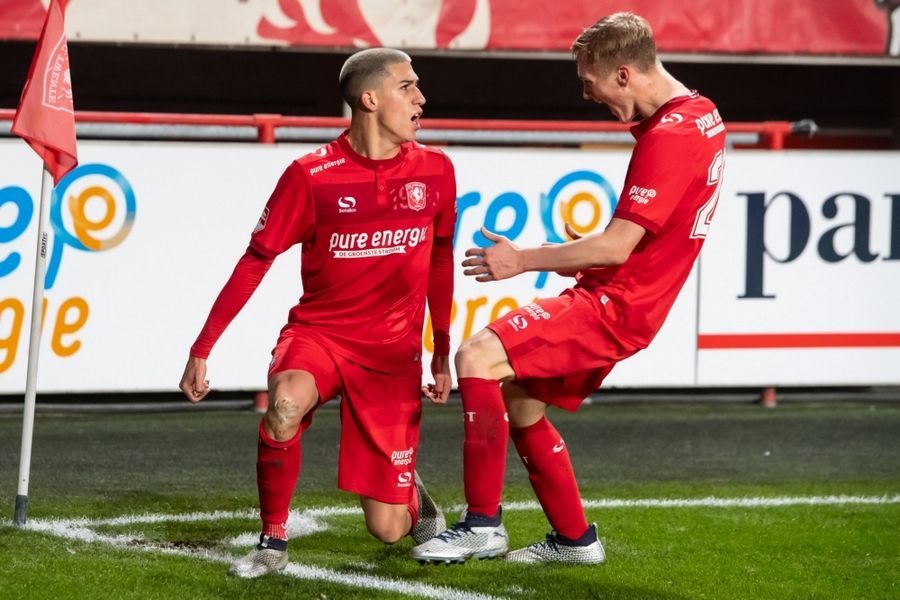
[422,354,451,404]
[179,356,211,403]
[463,227,524,282]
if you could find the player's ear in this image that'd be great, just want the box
[616,66,629,87]
[359,89,378,112]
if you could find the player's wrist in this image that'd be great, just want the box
[432,332,451,356]
[520,247,540,273]
[189,346,210,360]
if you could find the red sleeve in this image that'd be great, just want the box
[428,237,454,355]
[189,246,274,359]
[427,155,456,355]
[250,161,315,258]
[614,130,694,234]
[434,154,457,239]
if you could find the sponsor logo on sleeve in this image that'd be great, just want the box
[397,471,413,488]
[695,109,725,138]
[628,185,656,205]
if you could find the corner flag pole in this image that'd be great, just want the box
[10,0,78,525]
[14,168,54,526]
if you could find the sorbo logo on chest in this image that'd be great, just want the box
[328,225,429,259]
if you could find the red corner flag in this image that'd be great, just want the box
[11,0,77,185]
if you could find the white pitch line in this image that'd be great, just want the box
[28,494,899,530]
[21,494,899,600]
[508,493,900,511]
[23,517,504,600]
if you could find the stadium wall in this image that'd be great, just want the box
[1,140,898,393]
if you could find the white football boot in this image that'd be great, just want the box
[410,510,509,564]
[505,523,606,564]
[228,534,289,578]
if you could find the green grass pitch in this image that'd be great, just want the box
[1,399,898,599]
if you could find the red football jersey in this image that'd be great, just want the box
[251,133,456,375]
[579,92,726,347]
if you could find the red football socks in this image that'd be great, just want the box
[257,419,301,540]
[459,377,508,518]
[510,416,589,540]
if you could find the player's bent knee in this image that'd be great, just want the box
[455,334,491,377]
[265,374,317,440]
[264,396,302,439]
[456,330,512,380]
[364,516,407,544]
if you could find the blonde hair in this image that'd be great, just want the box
[571,12,657,73]
[339,48,412,110]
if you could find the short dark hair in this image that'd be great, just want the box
[339,48,412,110]
[571,12,657,73]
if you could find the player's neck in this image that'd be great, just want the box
[346,120,402,161]
[637,67,691,120]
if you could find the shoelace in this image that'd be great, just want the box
[435,522,473,542]
[541,532,561,552]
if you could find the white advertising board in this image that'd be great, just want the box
[1,141,897,393]
[697,152,900,385]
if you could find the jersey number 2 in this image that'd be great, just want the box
[690,149,725,239]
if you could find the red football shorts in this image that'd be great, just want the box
[487,286,640,412]
[269,331,421,504]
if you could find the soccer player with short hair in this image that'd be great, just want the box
[411,12,726,564]
[179,47,457,577]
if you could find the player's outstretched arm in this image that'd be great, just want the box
[179,356,210,403]
[180,246,275,401]
[542,224,583,278]
[463,219,645,282]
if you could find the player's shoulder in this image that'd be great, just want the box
[645,93,725,145]
[293,139,347,176]
[403,141,454,169]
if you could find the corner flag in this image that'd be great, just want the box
[11,0,78,526]
[12,0,77,184]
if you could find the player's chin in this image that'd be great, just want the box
[405,117,421,140]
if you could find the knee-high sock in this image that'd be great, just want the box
[510,416,588,540]
[459,377,508,517]
[257,419,301,540]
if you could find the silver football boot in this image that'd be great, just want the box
[505,523,606,564]
[410,509,509,564]
[228,534,289,578]
[410,471,447,544]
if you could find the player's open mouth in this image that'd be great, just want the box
[412,113,422,129]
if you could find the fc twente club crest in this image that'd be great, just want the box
[405,181,427,211]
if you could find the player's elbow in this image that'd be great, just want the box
[605,247,631,266]
[590,242,630,267]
